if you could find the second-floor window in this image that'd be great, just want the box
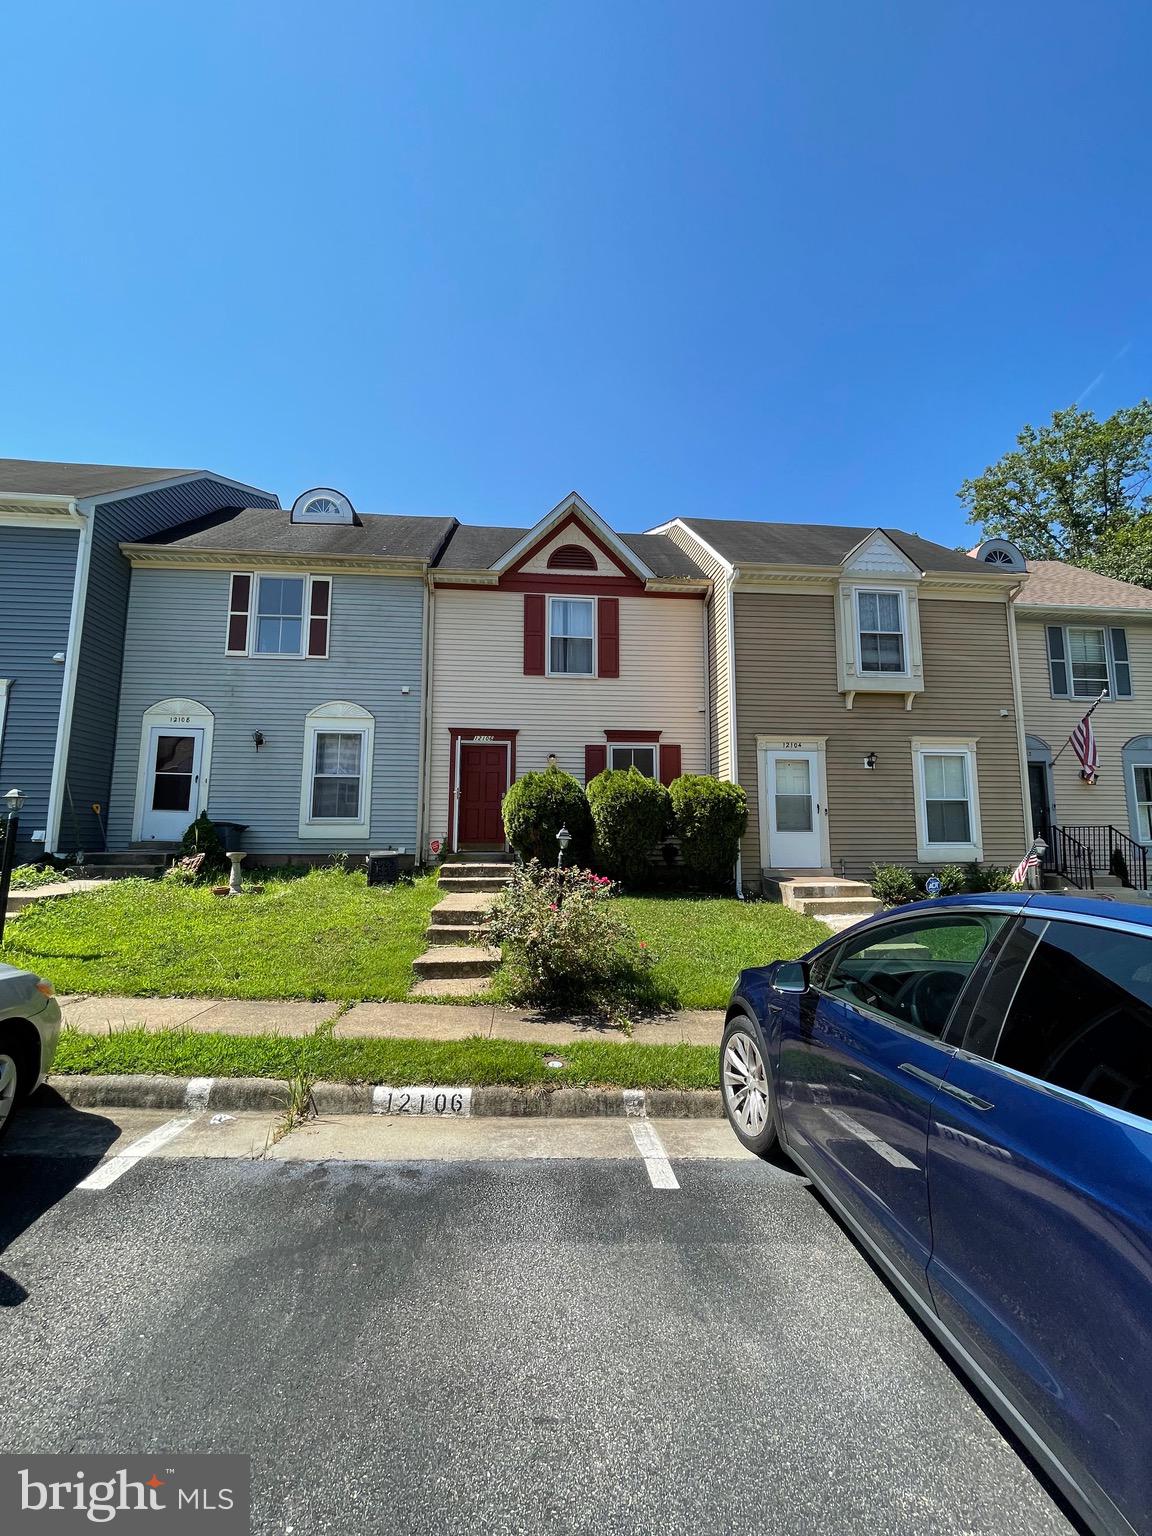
[856,589,906,673]
[254,576,305,656]
[549,597,595,676]
[1046,624,1132,699]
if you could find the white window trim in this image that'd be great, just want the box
[132,697,215,843]
[1063,623,1113,700]
[545,594,597,679]
[608,742,660,778]
[0,679,9,761]
[228,571,325,660]
[912,737,983,862]
[299,702,374,839]
[854,586,910,678]
[1131,760,1152,844]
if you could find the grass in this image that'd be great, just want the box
[616,894,831,1008]
[10,863,66,890]
[52,1028,720,1090]
[1,868,441,1002]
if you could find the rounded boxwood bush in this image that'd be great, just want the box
[586,767,672,886]
[502,766,592,865]
[668,775,747,889]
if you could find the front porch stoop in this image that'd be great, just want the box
[409,862,512,997]
[769,876,882,933]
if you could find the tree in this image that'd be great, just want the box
[959,401,1152,584]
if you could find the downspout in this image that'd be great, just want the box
[416,570,435,869]
[45,501,93,856]
[701,586,713,777]
[728,567,744,897]
[1006,580,1032,848]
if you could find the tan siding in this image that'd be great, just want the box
[429,589,707,846]
[1016,614,1152,835]
[657,526,732,778]
[734,593,1028,880]
[519,525,615,576]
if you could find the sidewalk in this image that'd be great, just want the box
[57,994,725,1047]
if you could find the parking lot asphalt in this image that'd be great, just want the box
[0,1110,1079,1536]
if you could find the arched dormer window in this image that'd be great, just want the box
[547,543,597,572]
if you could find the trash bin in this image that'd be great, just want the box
[366,849,403,885]
[212,821,248,850]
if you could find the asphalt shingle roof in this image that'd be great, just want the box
[0,457,202,498]
[434,523,707,578]
[1017,559,1152,612]
[134,504,457,562]
[675,518,981,574]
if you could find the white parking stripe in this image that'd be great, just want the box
[822,1107,918,1170]
[628,1119,680,1190]
[76,1116,198,1190]
[185,1077,214,1112]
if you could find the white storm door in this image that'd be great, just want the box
[141,727,204,841]
[765,750,823,867]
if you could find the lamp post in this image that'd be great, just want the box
[0,788,27,947]
[556,824,571,870]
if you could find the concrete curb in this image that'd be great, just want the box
[45,1075,721,1119]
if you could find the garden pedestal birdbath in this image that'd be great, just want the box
[226,850,246,896]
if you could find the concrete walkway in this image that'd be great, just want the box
[57,994,725,1046]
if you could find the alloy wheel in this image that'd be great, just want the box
[0,1053,18,1134]
[723,1028,770,1135]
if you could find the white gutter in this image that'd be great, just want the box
[44,502,93,854]
[1006,582,1033,846]
[728,567,744,897]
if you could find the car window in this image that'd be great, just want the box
[980,918,1152,1119]
[822,912,1010,1039]
[807,944,842,992]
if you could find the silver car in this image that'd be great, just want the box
[0,963,61,1138]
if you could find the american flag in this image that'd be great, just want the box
[1071,709,1100,781]
[1012,849,1041,885]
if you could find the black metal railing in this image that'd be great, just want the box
[1061,824,1149,890]
[1045,825,1094,890]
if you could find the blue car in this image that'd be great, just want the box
[722,892,1152,1536]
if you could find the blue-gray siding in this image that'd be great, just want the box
[108,568,426,853]
[0,525,79,860]
[63,479,278,853]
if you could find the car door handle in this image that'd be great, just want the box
[898,1062,994,1112]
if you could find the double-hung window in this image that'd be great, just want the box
[1045,624,1132,699]
[254,576,306,656]
[856,589,906,674]
[299,702,374,838]
[609,744,656,777]
[1067,626,1109,696]
[913,740,982,860]
[548,597,595,676]
[311,732,364,820]
[1135,766,1152,842]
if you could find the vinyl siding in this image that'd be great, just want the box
[108,568,425,853]
[63,478,278,852]
[1016,613,1152,837]
[429,588,707,847]
[734,591,1027,880]
[656,526,732,778]
[0,525,78,859]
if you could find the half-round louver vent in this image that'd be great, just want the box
[547,543,597,571]
[973,537,1027,573]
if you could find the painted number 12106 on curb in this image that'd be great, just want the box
[371,1085,473,1117]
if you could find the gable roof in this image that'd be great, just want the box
[672,518,981,575]
[434,521,706,579]
[1016,559,1152,613]
[127,504,456,563]
[0,457,203,499]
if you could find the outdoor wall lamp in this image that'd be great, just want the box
[4,788,26,814]
[864,752,877,770]
[252,731,266,752]
[547,753,558,768]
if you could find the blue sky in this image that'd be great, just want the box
[2,2,1148,543]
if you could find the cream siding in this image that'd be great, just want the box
[1016,612,1152,837]
[429,588,707,847]
[656,526,733,779]
[733,592,1027,880]
[518,525,617,576]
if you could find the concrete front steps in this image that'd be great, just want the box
[772,876,882,932]
[72,846,176,880]
[410,861,512,996]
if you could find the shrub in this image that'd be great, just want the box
[179,813,226,871]
[586,768,672,885]
[1111,848,1131,885]
[921,864,966,897]
[486,860,662,1018]
[669,775,747,889]
[502,767,593,866]
[870,864,918,907]
[965,862,1022,893]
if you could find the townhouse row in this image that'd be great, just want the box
[3,457,1151,890]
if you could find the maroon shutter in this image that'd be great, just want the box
[597,597,620,678]
[308,578,331,657]
[585,744,607,783]
[227,573,251,653]
[524,593,546,675]
[659,743,681,785]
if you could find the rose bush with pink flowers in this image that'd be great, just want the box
[485,860,665,1017]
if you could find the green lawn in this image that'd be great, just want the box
[1,869,441,1002]
[617,894,830,1008]
[52,1028,720,1090]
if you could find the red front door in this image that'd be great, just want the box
[458,743,508,848]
